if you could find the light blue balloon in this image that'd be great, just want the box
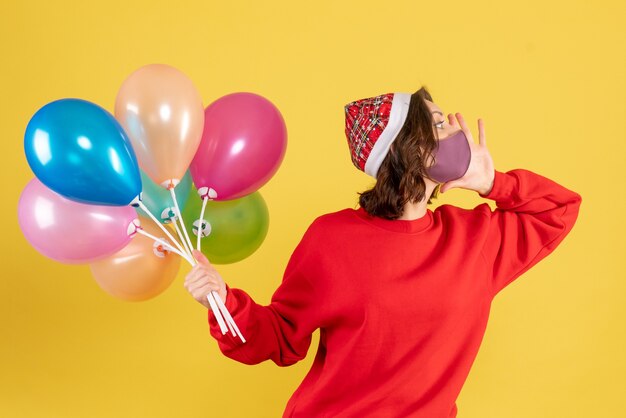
[136,170,193,223]
[24,98,142,206]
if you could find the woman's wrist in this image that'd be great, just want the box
[478,170,495,195]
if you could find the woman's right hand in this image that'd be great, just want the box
[184,250,228,309]
[439,113,495,195]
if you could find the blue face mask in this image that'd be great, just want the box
[425,129,472,183]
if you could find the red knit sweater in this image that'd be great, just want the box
[207,168,582,417]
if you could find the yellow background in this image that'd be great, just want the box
[1,1,623,417]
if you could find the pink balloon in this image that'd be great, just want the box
[190,92,287,201]
[17,178,137,264]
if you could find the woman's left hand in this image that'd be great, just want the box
[439,112,495,195]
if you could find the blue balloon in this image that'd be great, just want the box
[24,98,142,206]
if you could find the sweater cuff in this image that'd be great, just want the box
[478,170,517,201]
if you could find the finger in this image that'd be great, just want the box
[478,118,486,147]
[185,269,210,288]
[187,262,207,273]
[187,275,213,293]
[183,270,196,287]
[448,113,457,127]
[188,282,212,296]
[455,112,474,146]
[455,112,468,132]
[192,276,222,294]
[192,281,221,299]
[186,264,207,276]
[192,249,211,266]
[184,266,206,283]
[440,181,454,194]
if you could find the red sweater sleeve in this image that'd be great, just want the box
[477,168,582,296]
[207,220,323,366]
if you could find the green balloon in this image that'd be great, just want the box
[182,188,269,264]
[136,170,192,224]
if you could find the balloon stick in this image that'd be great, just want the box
[169,188,195,255]
[205,287,228,334]
[180,252,245,342]
[213,290,246,343]
[173,220,193,259]
[137,220,241,340]
[135,228,194,265]
[197,196,209,251]
[166,189,245,343]
[136,200,188,256]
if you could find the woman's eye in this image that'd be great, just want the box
[434,121,445,129]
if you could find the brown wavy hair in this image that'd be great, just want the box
[357,86,440,220]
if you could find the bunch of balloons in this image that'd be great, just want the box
[18,64,287,343]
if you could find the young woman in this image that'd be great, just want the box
[184,87,582,418]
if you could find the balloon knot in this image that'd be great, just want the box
[127,219,142,237]
[197,187,218,200]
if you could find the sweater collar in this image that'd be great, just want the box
[353,206,433,234]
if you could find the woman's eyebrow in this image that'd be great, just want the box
[431,111,444,116]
